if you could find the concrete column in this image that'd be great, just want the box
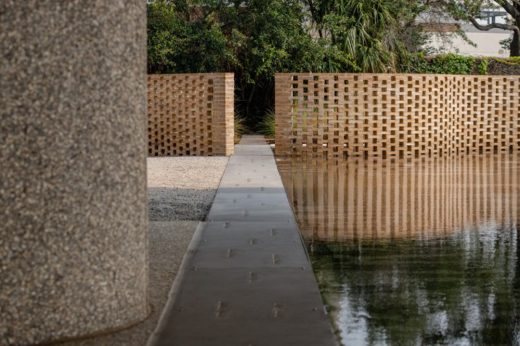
[0,2,148,345]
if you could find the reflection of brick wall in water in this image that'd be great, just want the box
[278,156,520,241]
[148,73,234,156]
[275,73,520,158]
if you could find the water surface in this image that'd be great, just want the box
[278,155,520,346]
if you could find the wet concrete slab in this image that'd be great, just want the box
[233,144,273,156]
[149,136,337,346]
[192,222,309,269]
[211,192,290,207]
[153,269,333,346]
[201,221,302,243]
[207,206,295,222]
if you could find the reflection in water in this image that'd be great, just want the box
[277,155,520,345]
[278,156,520,242]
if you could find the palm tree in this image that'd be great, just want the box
[305,0,407,72]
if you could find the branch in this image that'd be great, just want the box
[469,16,520,32]
[305,0,324,38]
[495,0,520,18]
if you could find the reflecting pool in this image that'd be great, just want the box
[277,155,520,346]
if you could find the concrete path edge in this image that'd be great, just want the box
[146,221,206,346]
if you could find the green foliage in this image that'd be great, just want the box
[234,115,247,144]
[406,53,476,75]
[404,52,430,73]
[147,0,235,73]
[147,0,361,76]
[500,36,513,51]
[404,54,520,75]
[493,56,520,65]
[148,0,365,126]
[259,110,276,138]
[308,0,414,72]
[146,0,432,124]
[478,58,489,75]
[225,0,359,126]
[147,1,178,72]
[427,54,475,75]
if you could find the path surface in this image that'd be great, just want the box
[150,136,337,346]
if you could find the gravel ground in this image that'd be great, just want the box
[59,157,228,346]
[148,157,229,220]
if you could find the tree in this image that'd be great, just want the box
[148,0,359,126]
[304,0,431,72]
[146,0,432,124]
[443,0,520,56]
[147,0,236,73]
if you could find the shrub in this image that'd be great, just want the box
[493,56,520,65]
[403,54,520,75]
[259,110,275,139]
[478,58,489,75]
[406,53,475,74]
[234,115,247,144]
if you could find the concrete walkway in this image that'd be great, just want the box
[149,136,337,346]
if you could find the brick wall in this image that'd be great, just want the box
[148,73,234,156]
[275,73,520,158]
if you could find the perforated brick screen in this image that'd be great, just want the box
[275,73,520,158]
[148,73,234,156]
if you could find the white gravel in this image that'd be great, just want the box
[148,157,229,221]
[147,157,229,190]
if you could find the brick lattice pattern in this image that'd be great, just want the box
[148,73,234,156]
[278,155,520,242]
[275,73,520,158]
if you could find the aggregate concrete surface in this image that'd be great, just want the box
[0,2,148,344]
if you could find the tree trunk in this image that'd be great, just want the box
[511,29,520,57]
[513,17,520,57]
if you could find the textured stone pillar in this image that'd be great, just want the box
[0,2,148,345]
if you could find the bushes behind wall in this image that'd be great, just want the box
[488,57,520,75]
[406,53,520,75]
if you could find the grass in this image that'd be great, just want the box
[259,110,275,139]
[493,56,520,65]
[234,115,246,144]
